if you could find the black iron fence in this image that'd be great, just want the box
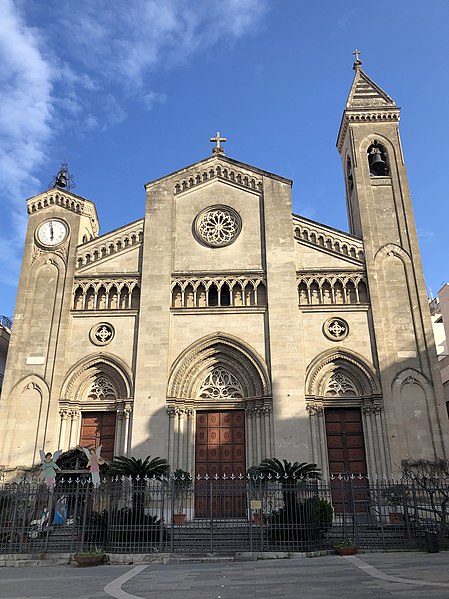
[0,475,448,554]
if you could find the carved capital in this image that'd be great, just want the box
[306,403,323,416]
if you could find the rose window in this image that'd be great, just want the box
[194,206,241,247]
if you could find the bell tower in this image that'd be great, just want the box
[337,54,448,468]
[0,164,99,468]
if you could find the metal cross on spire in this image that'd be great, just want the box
[352,48,363,70]
[210,132,227,155]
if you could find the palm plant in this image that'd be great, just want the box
[108,455,170,479]
[258,458,321,513]
[108,455,170,515]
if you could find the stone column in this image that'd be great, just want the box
[58,409,69,450]
[68,410,81,448]
[167,407,176,466]
[123,405,132,456]
[115,409,124,455]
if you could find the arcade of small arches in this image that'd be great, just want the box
[171,276,267,308]
[76,229,143,268]
[297,273,368,306]
[72,279,141,310]
[293,223,365,262]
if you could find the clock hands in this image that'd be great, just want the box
[49,221,54,241]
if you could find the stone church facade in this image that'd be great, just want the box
[1,61,448,480]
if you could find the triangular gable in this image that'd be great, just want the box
[346,68,396,109]
[145,153,292,193]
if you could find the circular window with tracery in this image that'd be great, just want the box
[323,317,349,341]
[194,205,241,247]
[89,323,115,346]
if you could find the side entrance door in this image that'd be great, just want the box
[325,408,368,513]
[195,411,246,518]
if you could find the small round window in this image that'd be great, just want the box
[323,317,349,341]
[89,323,115,346]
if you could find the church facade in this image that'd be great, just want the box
[1,61,448,481]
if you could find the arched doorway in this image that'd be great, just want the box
[167,334,272,517]
[59,355,133,458]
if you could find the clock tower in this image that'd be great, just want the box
[0,166,99,468]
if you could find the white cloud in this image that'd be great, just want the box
[142,91,167,110]
[0,0,269,290]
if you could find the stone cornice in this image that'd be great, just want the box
[337,107,401,152]
[27,189,99,236]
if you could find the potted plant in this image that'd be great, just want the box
[334,539,358,556]
[172,469,192,525]
[73,547,105,567]
[382,484,405,524]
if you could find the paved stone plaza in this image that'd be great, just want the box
[1,553,449,599]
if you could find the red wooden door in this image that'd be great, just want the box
[195,411,246,517]
[325,408,368,513]
[79,412,117,461]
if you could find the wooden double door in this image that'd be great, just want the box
[325,408,368,512]
[195,411,246,518]
[79,412,116,461]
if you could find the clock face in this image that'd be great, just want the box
[37,219,68,247]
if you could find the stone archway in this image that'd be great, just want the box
[59,354,133,457]
[166,333,272,473]
[305,348,387,478]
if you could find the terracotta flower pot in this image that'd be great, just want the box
[335,546,357,556]
[74,554,104,567]
[173,513,187,525]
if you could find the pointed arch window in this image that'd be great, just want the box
[346,156,354,193]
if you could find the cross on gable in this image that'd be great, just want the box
[210,132,227,154]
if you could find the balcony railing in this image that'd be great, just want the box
[0,315,12,330]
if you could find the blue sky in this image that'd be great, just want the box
[1,0,448,317]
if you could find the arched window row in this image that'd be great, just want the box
[171,277,267,308]
[28,192,83,215]
[298,274,369,306]
[294,224,364,262]
[76,227,143,268]
[174,166,263,194]
[73,280,141,310]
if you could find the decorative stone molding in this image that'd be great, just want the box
[76,219,144,270]
[167,332,271,401]
[305,348,381,398]
[293,216,365,263]
[89,323,115,346]
[194,205,241,248]
[323,317,349,341]
[61,353,133,401]
[174,164,263,195]
[31,242,68,265]
[306,403,324,415]
[27,190,99,237]
[297,272,368,306]
[337,110,400,152]
[73,277,141,310]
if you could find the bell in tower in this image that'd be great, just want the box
[367,140,389,176]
